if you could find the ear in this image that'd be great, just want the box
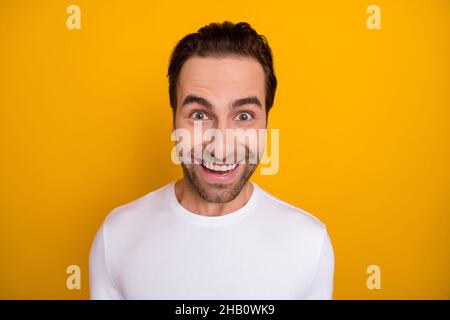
[171,109,176,131]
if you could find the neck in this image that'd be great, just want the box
[174,178,253,216]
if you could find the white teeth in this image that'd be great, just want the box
[202,160,237,172]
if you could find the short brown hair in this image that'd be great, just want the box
[167,21,277,115]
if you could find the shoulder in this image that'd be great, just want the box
[255,183,328,235]
[102,182,171,234]
[254,184,333,271]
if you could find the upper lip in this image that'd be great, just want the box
[194,157,244,165]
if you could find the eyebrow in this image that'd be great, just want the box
[181,94,262,109]
[232,96,262,108]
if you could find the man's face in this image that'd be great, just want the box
[174,55,267,203]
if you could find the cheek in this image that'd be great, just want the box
[247,133,263,161]
[228,127,264,162]
[173,123,206,159]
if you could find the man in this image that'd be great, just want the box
[89,21,334,299]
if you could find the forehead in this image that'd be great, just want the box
[177,55,265,103]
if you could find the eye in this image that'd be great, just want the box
[191,111,210,120]
[234,112,254,121]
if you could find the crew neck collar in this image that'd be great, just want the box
[166,180,260,227]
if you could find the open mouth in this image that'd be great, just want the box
[200,160,239,175]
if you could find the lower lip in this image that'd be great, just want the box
[198,163,240,183]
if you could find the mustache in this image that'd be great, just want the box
[184,144,258,165]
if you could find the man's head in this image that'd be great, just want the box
[167,21,277,203]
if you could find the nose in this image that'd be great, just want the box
[207,116,233,163]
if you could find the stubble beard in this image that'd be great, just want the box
[180,162,257,203]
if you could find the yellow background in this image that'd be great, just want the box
[0,0,449,299]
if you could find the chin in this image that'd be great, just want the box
[181,163,256,203]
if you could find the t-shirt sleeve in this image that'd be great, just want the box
[306,229,335,300]
[89,221,123,300]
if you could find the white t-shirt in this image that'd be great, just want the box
[89,181,335,300]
